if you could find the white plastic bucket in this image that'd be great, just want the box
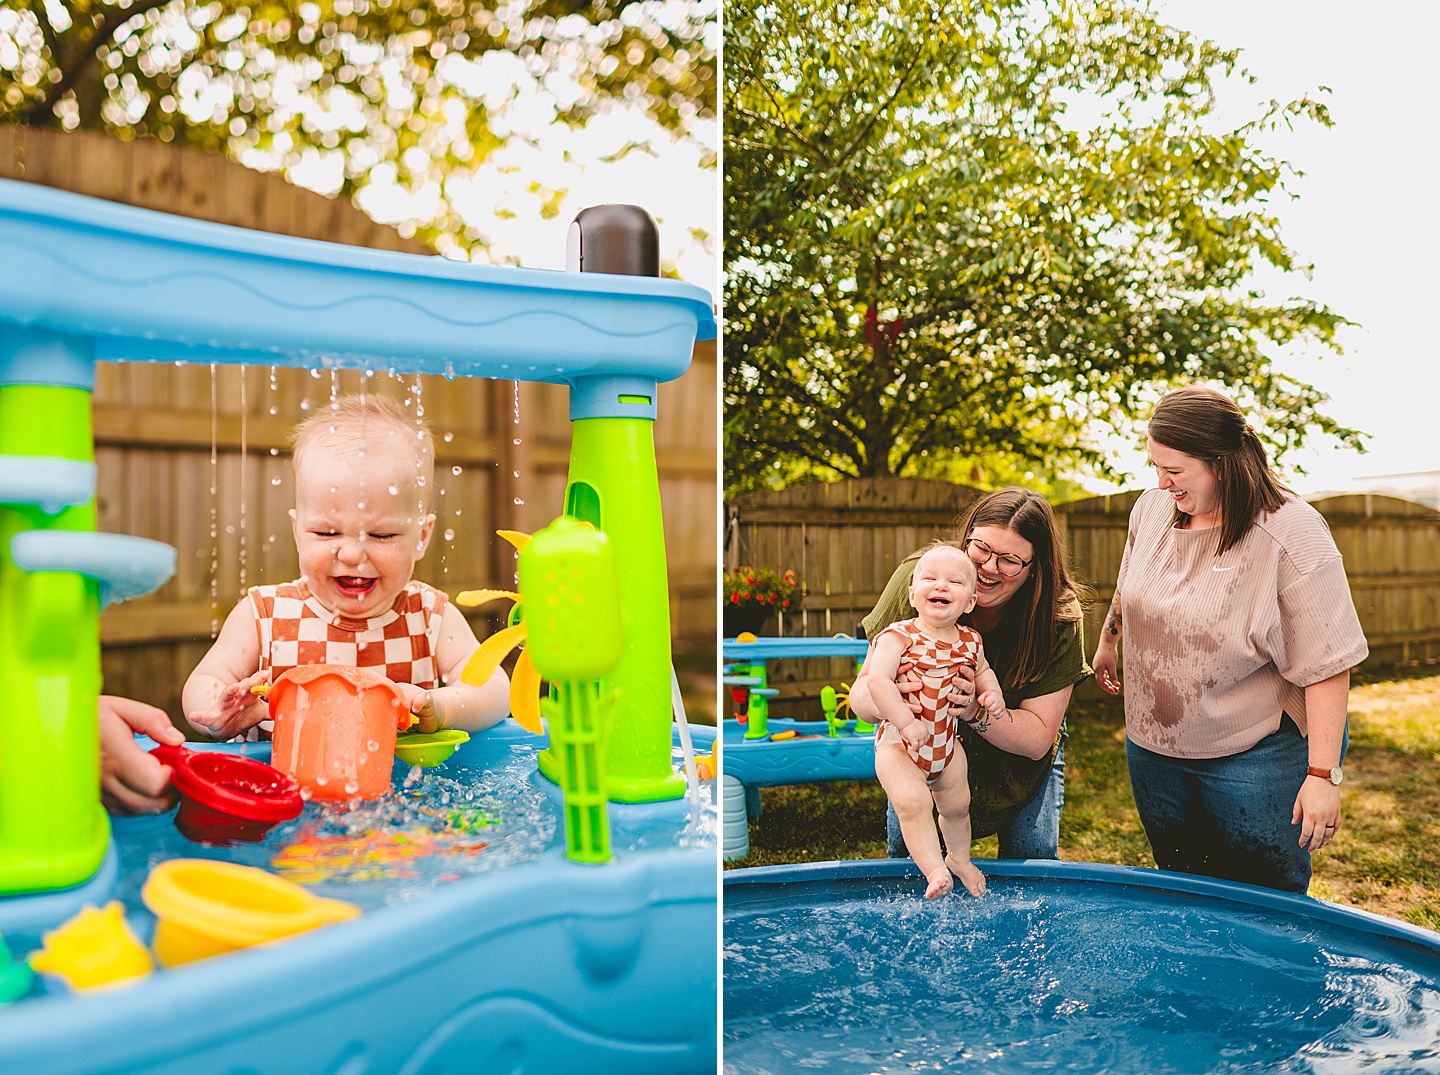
[722,774,750,862]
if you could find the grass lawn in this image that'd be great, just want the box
[725,668,1440,931]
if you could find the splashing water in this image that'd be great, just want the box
[238,364,248,591]
[109,740,714,921]
[724,879,1440,1074]
[208,363,220,637]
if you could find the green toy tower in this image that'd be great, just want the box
[551,205,687,804]
[0,327,175,895]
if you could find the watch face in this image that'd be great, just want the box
[1330,766,1344,786]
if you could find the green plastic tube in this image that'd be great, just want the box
[0,383,109,895]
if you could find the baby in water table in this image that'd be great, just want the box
[868,542,1008,899]
[182,395,509,741]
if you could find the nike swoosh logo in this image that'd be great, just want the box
[1212,565,1235,572]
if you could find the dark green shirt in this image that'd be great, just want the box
[863,556,1092,838]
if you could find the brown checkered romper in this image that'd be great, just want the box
[244,579,448,738]
[875,619,985,780]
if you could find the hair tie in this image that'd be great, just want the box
[1244,424,1254,434]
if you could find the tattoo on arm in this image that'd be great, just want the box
[1104,592,1123,638]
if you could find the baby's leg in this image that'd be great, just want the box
[931,746,986,896]
[875,742,951,898]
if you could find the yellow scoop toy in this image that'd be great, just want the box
[142,860,359,966]
[28,903,152,991]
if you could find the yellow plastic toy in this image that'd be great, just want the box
[28,902,152,991]
[455,531,544,735]
[141,859,360,966]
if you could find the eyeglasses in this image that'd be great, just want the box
[963,537,1032,578]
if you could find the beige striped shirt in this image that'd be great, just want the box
[1117,488,1368,758]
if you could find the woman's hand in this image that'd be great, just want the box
[99,695,184,814]
[945,666,978,719]
[1093,642,1121,695]
[1293,777,1342,852]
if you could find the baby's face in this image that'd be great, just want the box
[909,547,978,629]
[290,441,434,621]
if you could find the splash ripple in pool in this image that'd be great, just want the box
[724,863,1440,1075]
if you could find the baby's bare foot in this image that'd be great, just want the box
[945,855,986,897]
[924,867,954,899]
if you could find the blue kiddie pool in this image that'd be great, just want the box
[0,181,718,1073]
[725,860,1440,1074]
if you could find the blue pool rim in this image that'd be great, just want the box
[724,857,1440,959]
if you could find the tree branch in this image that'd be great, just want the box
[26,0,175,124]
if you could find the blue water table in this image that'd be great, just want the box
[0,180,717,1073]
[721,634,876,861]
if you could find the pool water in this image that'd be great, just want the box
[724,869,1440,1074]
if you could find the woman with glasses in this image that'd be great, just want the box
[1092,386,1366,893]
[849,487,1092,862]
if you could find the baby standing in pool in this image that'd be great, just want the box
[182,395,509,741]
[868,542,1008,898]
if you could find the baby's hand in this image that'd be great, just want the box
[191,670,270,740]
[977,689,1007,721]
[394,682,434,732]
[898,720,928,751]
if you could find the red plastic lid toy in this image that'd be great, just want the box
[150,744,305,844]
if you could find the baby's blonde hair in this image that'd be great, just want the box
[290,394,435,511]
[914,540,976,581]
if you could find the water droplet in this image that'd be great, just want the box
[299,787,313,801]
[388,485,399,495]
[310,368,322,379]
[269,447,279,456]
[513,497,523,505]
[344,781,359,795]
[366,740,380,753]
[443,528,455,541]
[443,432,454,443]
[225,525,235,535]
[512,438,521,447]
[268,406,278,416]
[452,466,462,476]
[300,399,312,411]
[316,774,328,786]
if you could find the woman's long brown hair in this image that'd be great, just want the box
[954,487,1085,690]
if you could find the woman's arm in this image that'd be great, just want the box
[1293,669,1349,851]
[963,684,1073,761]
[1093,592,1122,695]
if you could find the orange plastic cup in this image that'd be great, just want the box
[268,666,412,801]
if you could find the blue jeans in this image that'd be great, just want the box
[1125,714,1348,894]
[886,732,1066,860]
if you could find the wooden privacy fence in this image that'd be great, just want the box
[3,128,716,721]
[727,478,1440,717]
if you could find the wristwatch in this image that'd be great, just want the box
[1307,765,1343,786]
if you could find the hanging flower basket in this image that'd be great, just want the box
[723,567,803,638]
